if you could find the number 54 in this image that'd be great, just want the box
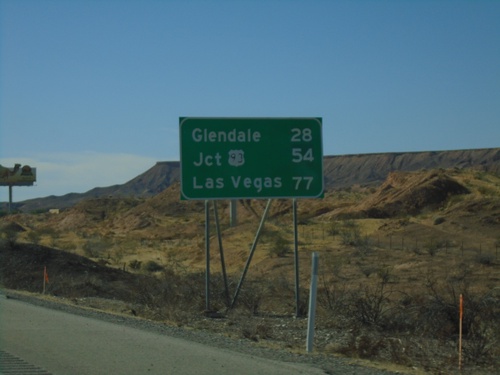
[292,148,314,163]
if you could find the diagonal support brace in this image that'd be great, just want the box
[230,199,273,309]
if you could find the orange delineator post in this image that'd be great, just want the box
[43,266,49,294]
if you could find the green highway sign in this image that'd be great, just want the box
[180,117,323,200]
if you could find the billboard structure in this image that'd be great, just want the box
[0,164,36,186]
[1,164,37,213]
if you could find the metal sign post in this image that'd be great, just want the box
[205,200,210,311]
[293,198,300,317]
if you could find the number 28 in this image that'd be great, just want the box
[291,128,312,142]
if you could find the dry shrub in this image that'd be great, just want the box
[414,268,500,365]
[318,262,499,366]
[143,260,164,273]
[132,266,207,322]
[240,321,274,342]
[236,281,266,315]
[475,253,494,266]
[0,227,18,247]
[128,259,142,270]
[268,235,290,258]
[318,279,352,320]
[82,235,112,258]
[335,329,386,359]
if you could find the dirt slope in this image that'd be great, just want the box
[348,170,470,218]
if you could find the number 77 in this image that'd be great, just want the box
[292,176,313,190]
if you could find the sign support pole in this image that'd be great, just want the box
[213,201,230,306]
[230,200,237,227]
[293,198,300,317]
[205,200,211,311]
[8,185,13,214]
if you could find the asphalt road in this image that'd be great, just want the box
[0,296,327,375]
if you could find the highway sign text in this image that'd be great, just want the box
[180,117,323,199]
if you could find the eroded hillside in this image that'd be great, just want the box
[3,168,500,270]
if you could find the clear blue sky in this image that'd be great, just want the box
[1,0,499,201]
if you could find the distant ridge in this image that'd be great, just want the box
[4,148,499,212]
[323,148,500,188]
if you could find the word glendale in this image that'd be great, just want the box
[192,128,261,143]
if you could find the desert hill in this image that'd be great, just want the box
[3,161,181,212]
[3,166,499,276]
[7,167,499,251]
[8,167,496,308]
[338,170,471,218]
[3,147,499,212]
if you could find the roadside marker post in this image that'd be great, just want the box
[42,266,49,294]
[306,252,319,353]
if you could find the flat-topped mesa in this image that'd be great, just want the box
[191,128,261,143]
